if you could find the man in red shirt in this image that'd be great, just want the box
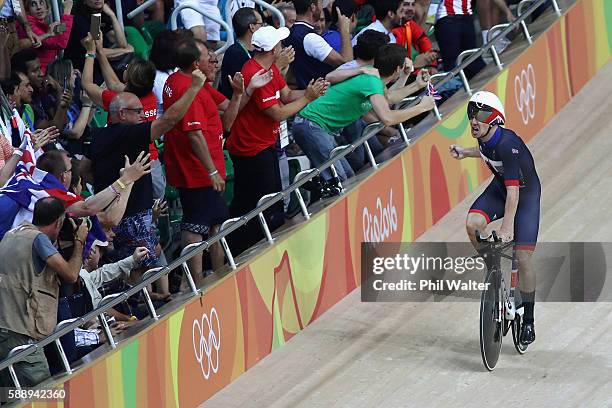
[163,38,271,286]
[392,0,438,72]
[226,25,328,255]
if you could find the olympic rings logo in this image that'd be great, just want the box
[192,308,221,380]
[514,64,536,125]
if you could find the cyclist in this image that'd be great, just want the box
[449,91,540,345]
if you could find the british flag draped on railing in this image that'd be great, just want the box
[0,121,106,252]
[427,81,442,101]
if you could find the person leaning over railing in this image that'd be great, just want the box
[0,196,88,387]
[292,44,434,187]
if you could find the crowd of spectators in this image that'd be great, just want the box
[0,0,542,390]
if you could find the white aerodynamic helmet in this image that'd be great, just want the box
[467,91,505,126]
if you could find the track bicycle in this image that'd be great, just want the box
[476,231,529,371]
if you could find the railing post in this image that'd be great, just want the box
[520,20,533,44]
[256,193,283,245]
[179,242,208,294]
[294,169,317,220]
[127,0,158,20]
[458,69,472,95]
[398,123,410,144]
[456,49,479,95]
[115,0,124,30]
[141,268,164,320]
[490,45,503,71]
[487,24,509,71]
[219,218,241,270]
[98,313,116,349]
[50,0,60,22]
[180,262,199,294]
[363,140,378,170]
[329,145,353,193]
[551,0,561,17]
[54,318,79,375]
[97,293,124,349]
[7,345,34,390]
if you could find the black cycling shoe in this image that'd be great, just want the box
[320,178,342,198]
[520,322,536,345]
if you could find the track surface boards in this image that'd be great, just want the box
[202,61,612,408]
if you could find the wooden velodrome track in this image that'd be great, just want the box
[202,60,612,408]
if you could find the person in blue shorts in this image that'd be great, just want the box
[449,91,540,345]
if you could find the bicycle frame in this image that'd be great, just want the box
[475,232,517,323]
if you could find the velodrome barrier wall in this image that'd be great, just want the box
[24,0,612,406]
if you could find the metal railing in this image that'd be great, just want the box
[170,4,234,54]
[115,0,124,30]
[224,0,285,47]
[0,0,563,388]
[50,0,60,23]
[431,0,560,93]
[127,0,157,20]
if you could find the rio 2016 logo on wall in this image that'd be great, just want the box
[362,189,399,243]
[192,308,221,380]
[514,64,536,125]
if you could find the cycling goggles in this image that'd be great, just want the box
[467,101,495,123]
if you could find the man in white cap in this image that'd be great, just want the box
[226,25,328,255]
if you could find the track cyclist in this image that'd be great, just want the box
[449,91,541,345]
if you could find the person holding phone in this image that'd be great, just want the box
[46,58,93,154]
[65,0,133,84]
[20,0,74,73]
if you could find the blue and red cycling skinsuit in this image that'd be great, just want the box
[469,127,541,250]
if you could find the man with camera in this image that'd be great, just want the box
[0,196,87,387]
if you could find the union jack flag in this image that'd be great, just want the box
[0,119,106,253]
[427,81,442,101]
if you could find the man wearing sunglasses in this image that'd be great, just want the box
[449,91,540,346]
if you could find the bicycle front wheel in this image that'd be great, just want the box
[480,269,503,371]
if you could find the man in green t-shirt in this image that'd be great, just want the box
[293,43,434,183]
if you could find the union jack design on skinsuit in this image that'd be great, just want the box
[0,121,107,253]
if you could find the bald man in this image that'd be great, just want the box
[85,70,206,270]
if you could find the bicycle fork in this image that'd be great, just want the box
[505,249,518,321]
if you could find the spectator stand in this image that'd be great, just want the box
[0,0,565,397]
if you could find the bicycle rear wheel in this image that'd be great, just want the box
[480,270,503,371]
